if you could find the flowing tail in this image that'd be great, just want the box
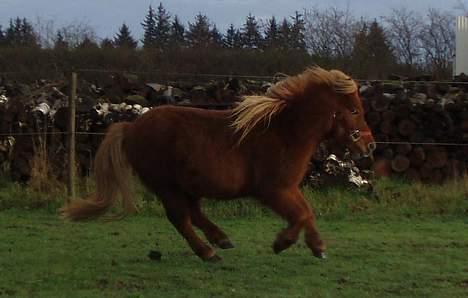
[60,122,137,220]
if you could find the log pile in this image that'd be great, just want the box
[361,81,468,183]
[1,74,467,184]
[0,74,269,182]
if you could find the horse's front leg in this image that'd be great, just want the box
[262,188,326,258]
[189,199,234,249]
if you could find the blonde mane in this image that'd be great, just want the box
[231,66,357,143]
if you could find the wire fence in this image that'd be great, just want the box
[3,67,468,85]
[1,132,467,147]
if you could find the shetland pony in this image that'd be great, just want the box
[61,67,375,261]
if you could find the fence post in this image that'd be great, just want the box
[67,72,77,202]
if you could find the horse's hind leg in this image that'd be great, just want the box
[189,199,234,249]
[160,192,220,262]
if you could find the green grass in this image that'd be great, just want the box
[1,210,468,297]
[0,177,467,297]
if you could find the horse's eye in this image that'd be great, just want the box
[351,109,359,115]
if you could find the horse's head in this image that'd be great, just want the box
[328,79,376,159]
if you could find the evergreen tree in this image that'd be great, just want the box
[114,23,138,49]
[241,13,262,49]
[223,24,236,48]
[169,15,185,47]
[186,13,212,47]
[0,25,6,47]
[210,25,223,47]
[154,2,171,49]
[351,23,370,77]
[141,5,157,48]
[290,11,306,50]
[278,18,292,50]
[233,29,243,49]
[4,17,38,47]
[367,20,395,78]
[100,38,114,49]
[264,16,280,49]
[351,20,395,78]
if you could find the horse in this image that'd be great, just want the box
[61,66,375,262]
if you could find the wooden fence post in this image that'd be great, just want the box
[67,72,77,201]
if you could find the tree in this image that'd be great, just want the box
[278,18,292,50]
[4,17,38,47]
[53,31,69,50]
[210,25,223,47]
[141,5,157,48]
[55,21,97,49]
[290,11,306,50]
[169,15,185,47]
[114,23,138,49]
[100,38,114,49]
[419,8,455,78]
[304,7,359,64]
[0,26,6,47]
[186,13,212,47]
[351,23,370,77]
[223,24,237,48]
[154,2,171,49]
[77,35,99,49]
[241,13,262,49]
[384,7,423,72]
[352,20,395,79]
[264,16,280,49]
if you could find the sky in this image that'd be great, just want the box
[0,0,465,40]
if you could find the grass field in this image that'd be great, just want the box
[0,178,467,297]
[1,211,468,297]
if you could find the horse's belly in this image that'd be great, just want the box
[177,164,247,199]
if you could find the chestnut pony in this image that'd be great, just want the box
[61,67,375,261]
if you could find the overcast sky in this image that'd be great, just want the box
[0,0,464,40]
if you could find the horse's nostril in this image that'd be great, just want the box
[368,142,377,152]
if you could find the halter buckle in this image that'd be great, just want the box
[350,130,361,142]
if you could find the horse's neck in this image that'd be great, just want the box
[277,104,334,159]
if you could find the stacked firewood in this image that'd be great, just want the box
[1,74,467,184]
[0,74,268,182]
[361,81,468,183]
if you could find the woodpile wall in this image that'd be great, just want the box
[0,74,467,184]
[361,81,468,183]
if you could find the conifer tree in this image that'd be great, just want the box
[141,5,157,48]
[264,16,280,49]
[154,2,171,49]
[278,18,292,50]
[169,15,185,47]
[186,13,212,47]
[241,13,262,49]
[114,23,138,49]
[210,25,223,47]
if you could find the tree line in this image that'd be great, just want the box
[0,2,462,79]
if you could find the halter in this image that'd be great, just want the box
[332,113,376,152]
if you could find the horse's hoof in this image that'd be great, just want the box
[204,254,222,263]
[273,239,294,254]
[217,239,235,249]
[313,251,327,259]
